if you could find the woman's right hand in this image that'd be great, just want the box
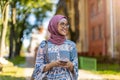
[49,61,61,67]
[43,61,60,72]
[43,60,69,72]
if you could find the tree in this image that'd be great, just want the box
[56,0,80,43]
[73,0,80,42]
[0,0,10,57]
[8,0,53,58]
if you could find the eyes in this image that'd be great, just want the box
[59,22,69,28]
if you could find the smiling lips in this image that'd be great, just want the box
[62,28,67,34]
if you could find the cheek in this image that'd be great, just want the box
[57,27,62,35]
[57,27,61,32]
[66,30,69,35]
[66,28,69,31]
[57,26,68,35]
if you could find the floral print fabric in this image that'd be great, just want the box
[32,40,78,80]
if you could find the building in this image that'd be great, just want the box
[87,0,107,56]
[56,0,120,59]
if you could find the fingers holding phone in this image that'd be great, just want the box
[58,60,68,66]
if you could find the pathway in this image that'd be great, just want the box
[78,70,104,80]
[24,52,34,80]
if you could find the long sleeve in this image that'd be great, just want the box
[70,43,78,80]
[32,41,47,79]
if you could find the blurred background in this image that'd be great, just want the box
[0,0,120,80]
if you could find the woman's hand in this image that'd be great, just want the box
[60,61,74,72]
[43,61,61,72]
[43,60,74,72]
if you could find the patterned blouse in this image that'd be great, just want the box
[32,40,78,80]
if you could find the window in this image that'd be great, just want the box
[92,27,95,40]
[90,3,96,17]
[97,0,103,13]
[98,24,102,39]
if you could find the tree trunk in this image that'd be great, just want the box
[61,0,75,42]
[0,2,9,57]
[73,0,80,43]
[14,23,25,56]
[59,0,80,43]
[15,41,22,56]
[14,12,29,56]
[9,2,16,59]
[9,24,14,59]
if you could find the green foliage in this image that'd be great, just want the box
[20,0,52,8]
[0,0,54,58]
[11,0,53,48]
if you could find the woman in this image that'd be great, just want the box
[32,15,78,80]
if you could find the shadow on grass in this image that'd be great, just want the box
[0,75,26,80]
[96,63,120,75]
[7,56,35,68]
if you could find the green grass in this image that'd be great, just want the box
[0,56,26,80]
[89,63,120,79]
[92,63,120,75]
[8,56,25,65]
[0,67,26,80]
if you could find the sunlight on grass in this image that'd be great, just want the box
[0,56,26,80]
[89,63,120,79]
[0,67,26,80]
[96,63,120,74]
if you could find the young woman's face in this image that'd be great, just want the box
[58,18,69,36]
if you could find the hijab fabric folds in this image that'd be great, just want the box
[48,15,66,45]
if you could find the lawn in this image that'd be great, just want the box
[97,63,120,74]
[78,56,120,79]
[92,63,120,79]
[0,56,26,80]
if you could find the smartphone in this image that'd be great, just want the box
[60,60,68,63]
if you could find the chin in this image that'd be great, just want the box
[59,31,67,36]
[61,33,67,36]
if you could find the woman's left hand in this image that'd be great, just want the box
[60,61,74,72]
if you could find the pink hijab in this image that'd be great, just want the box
[48,15,67,45]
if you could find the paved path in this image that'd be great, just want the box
[78,70,103,80]
[24,52,104,80]
[24,52,34,80]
